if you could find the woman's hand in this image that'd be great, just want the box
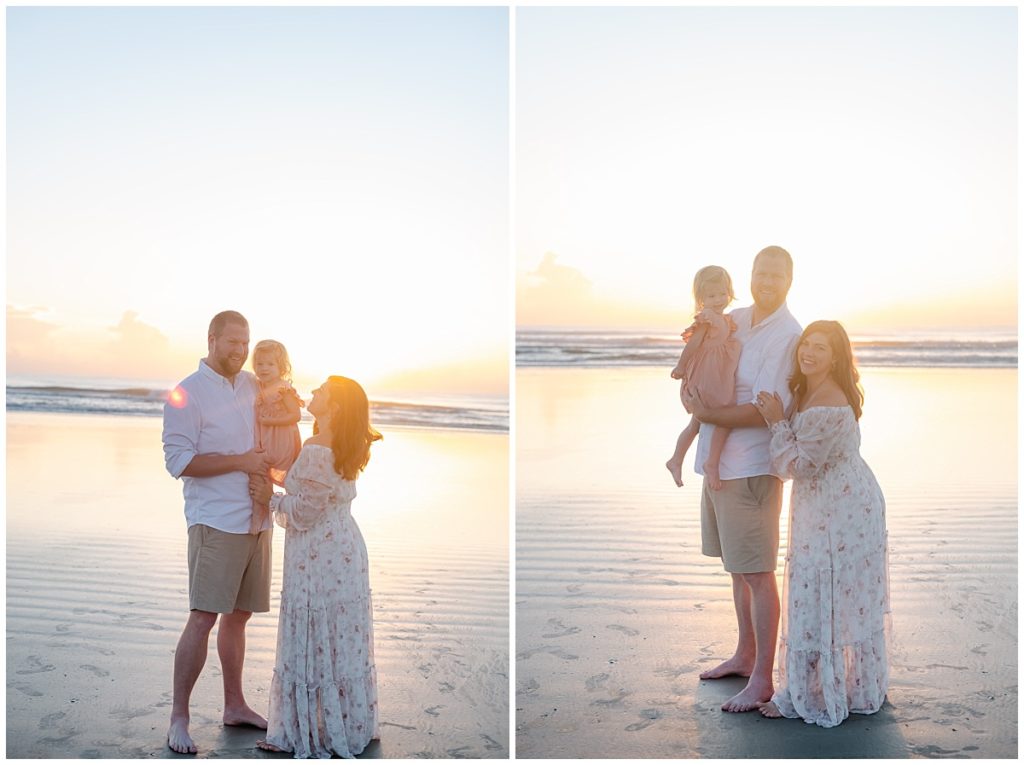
[753,391,785,425]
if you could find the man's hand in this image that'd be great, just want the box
[683,388,709,421]
[239,449,270,474]
[249,473,273,505]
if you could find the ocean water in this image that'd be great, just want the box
[516,327,1018,369]
[5,379,508,433]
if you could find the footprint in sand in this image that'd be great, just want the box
[654,665,695,679]
[542,618,581,639]
[55,623,73,633]
[425,705,445,717]
[585,673,610,691]
[591,690,631,707]
[438,681,456,693]
[17,655,56,675]
[110,704,154,721]
[481,734,504,752]
[519,678,540,695]
[517,645,579,661]
[38,711,66,730]
[607,624,640,637]
[566,583,584,593]
[625,709,662,731]
[80,664,110,678]
[10,683,44,697]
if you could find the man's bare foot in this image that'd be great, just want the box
[758,700,782,718]
[666,460,684,487]
[699,655,753,680]
[167,717,197,754]
[223,705,268,729]
[722,679,774,713]
[256,739,287,752]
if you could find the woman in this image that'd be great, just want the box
[752,320,889,728]
[257,376,383,757]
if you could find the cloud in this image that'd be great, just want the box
[7,306,193,383]
[517,252,679,328]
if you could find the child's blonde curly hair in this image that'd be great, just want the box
[252,339,293,382]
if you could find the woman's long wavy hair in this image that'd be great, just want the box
[313,376,383,480]
[788,320,864,420]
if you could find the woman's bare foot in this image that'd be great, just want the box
[665,460,684,487]
[223,705,267,729]
[699,655,753,680]
[256,739,287,752]
[722,678,774,713]
[758,701,782,718]
[167,717,197,754]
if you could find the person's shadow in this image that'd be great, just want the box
[693,677,908,758]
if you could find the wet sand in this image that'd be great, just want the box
[516,365,1017,758]
[7,412,508,758]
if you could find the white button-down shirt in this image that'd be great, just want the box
[694,303,802,481]
[162,360,267,534]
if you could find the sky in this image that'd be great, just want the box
[515,6,1017,335]
[7,7,509,399]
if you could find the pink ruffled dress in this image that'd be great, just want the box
[256,383,304,486]
[679,310,741,412]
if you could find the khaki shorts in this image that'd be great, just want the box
[701,475,783,573]
[187,524,271,614]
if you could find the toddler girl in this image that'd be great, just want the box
[250,339,304,534]
[666,265,741,489]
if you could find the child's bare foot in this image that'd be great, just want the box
[665,460,684,487]
[249,506,268,535]
[758,701,782,718]
[706,463,722,491]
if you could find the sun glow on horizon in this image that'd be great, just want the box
[516,7,1016,335]
[7,7,509,401]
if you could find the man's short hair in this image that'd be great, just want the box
[754,246,793,278]
[208,310,248,338]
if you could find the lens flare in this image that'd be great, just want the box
[167,386,188,409]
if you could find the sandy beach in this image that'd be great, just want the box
[7,412,508,758]
[516,365,1017,758]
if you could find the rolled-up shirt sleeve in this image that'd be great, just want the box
[162,394,200,479]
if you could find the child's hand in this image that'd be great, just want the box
[670,366,685,380]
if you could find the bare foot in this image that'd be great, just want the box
[223,705,267,729]
[256,739,287,752]
[722,679,774,713]
[699,655,753,680]
[665,460,684,487]
[758,701,782,718]
[167,717,197,754]
[706,463,722,491]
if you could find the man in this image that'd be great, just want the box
[162,310,273,753]
[684,246,801,713]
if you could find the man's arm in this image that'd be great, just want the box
[181,451,269,478]
[686,393,766,429]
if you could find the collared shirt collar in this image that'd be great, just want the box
[749,302,794,331]
[197,358,235,386]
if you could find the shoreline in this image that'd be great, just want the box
[7,412,509,759]
[516,365,1017,759]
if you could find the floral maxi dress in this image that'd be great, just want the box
[768,406,890,728]
[265,444,379,757]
